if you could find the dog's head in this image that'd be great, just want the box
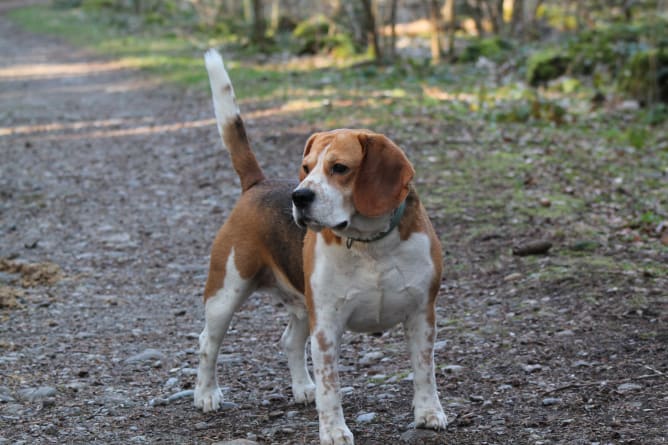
[291,129,414,236]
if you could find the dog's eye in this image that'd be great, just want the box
[302,165,310,174]
[331,163,349,175]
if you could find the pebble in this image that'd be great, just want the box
[164,377,179,388]
[167,389,194,402]
[442,364,464,374]
[0,386,15,402]
[399,428,442,444]
[359,351,384,365]
[212,440,259,445]
[433,340,448,351]
[17,386,56,402]
[355,412,376,423]
[125,348,166,364]
[617,383,642,393]
[542,397,562,406]
[522,364,543,373]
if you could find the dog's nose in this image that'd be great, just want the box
[292,188,315,209]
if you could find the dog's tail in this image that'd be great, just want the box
[204,49,265,192]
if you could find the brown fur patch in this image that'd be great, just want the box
[222,116,265,192]
[204,180,305,301]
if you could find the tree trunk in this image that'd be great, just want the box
[389,0,398,61]
[269,0,280,34]
[511,0,523,37]
[426,0,444,63]
[360,0,383,62]
[250,0,266,46]
[470,0,485,36]
[444,0,456,58]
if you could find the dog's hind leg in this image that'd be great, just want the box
[281,313,315,404]
[194,248,255,412]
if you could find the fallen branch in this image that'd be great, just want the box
[543,369,667,395]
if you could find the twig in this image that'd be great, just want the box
[543,369,667,396]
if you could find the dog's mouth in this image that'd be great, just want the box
[295,214,348,232]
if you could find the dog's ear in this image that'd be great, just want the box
[353,133,414,217]
[300,133,320,181]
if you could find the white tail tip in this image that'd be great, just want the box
[204,49,239,128]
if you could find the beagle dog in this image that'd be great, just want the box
[194,49,446,445]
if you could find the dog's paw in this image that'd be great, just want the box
[320,424,354,445]
[414,407,448,431]
[194,385,224,413]
[292,382,316,404]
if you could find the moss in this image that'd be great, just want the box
[526,49,571,86]
[618,49,668,105]
[459,37,513,63]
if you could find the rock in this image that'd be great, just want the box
[512,240,552,256]
[355,412,376,423]
[212,440,258,445]
[164,377,179,388]
[125,349,166,364]
[503,272,523,282]
[433,340,448,351]
[17,386,56,402]
[522,364,543,373]
[442,365,464,375]
[542,397,562,406]
[617,383,642,393]
[400,428,443,444]
[359,351,384,366]
[0,386,15,402]
[167,389,194,402]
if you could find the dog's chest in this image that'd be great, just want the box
[311,232,434,332]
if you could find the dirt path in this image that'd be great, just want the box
[1,8,666,445]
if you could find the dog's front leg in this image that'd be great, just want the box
[311,323,354,445]
[403,307,447,430]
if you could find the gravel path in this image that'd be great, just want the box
[1,8,666,445]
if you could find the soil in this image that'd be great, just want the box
[0,7,666,445]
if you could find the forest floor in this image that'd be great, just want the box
[1,4,667,445]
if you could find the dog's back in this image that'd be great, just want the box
[202,50,305,301]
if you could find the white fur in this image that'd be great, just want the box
[294,145,354,230]
[309,231,446,443]
[194,248,315,411]
[194,248,253,412]
[204,49,240,138]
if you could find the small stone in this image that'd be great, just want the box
[400,428,442,444]
[212,440,259,445]
[555,329,574,337]
[503,272,523,282]
[522,364,542,373]
[355,412,376,423]
[164,377,179,388]
[167,389,194,402]
[442,364,464,375]
[125,349,166,364]
[433,340,448,351]
[0,386,15,402]
[359,351,384,366]
[542,397,562,406]
[194,422,209,431]
[17,386,57,402]
[340,386,354,395]
[617,383,642,393]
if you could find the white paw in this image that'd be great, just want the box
[292,382,316,404]
[415,406,448,431]
[194,385,224,413]
[320,424,354,445]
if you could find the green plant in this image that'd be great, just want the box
[526,49,571,86]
